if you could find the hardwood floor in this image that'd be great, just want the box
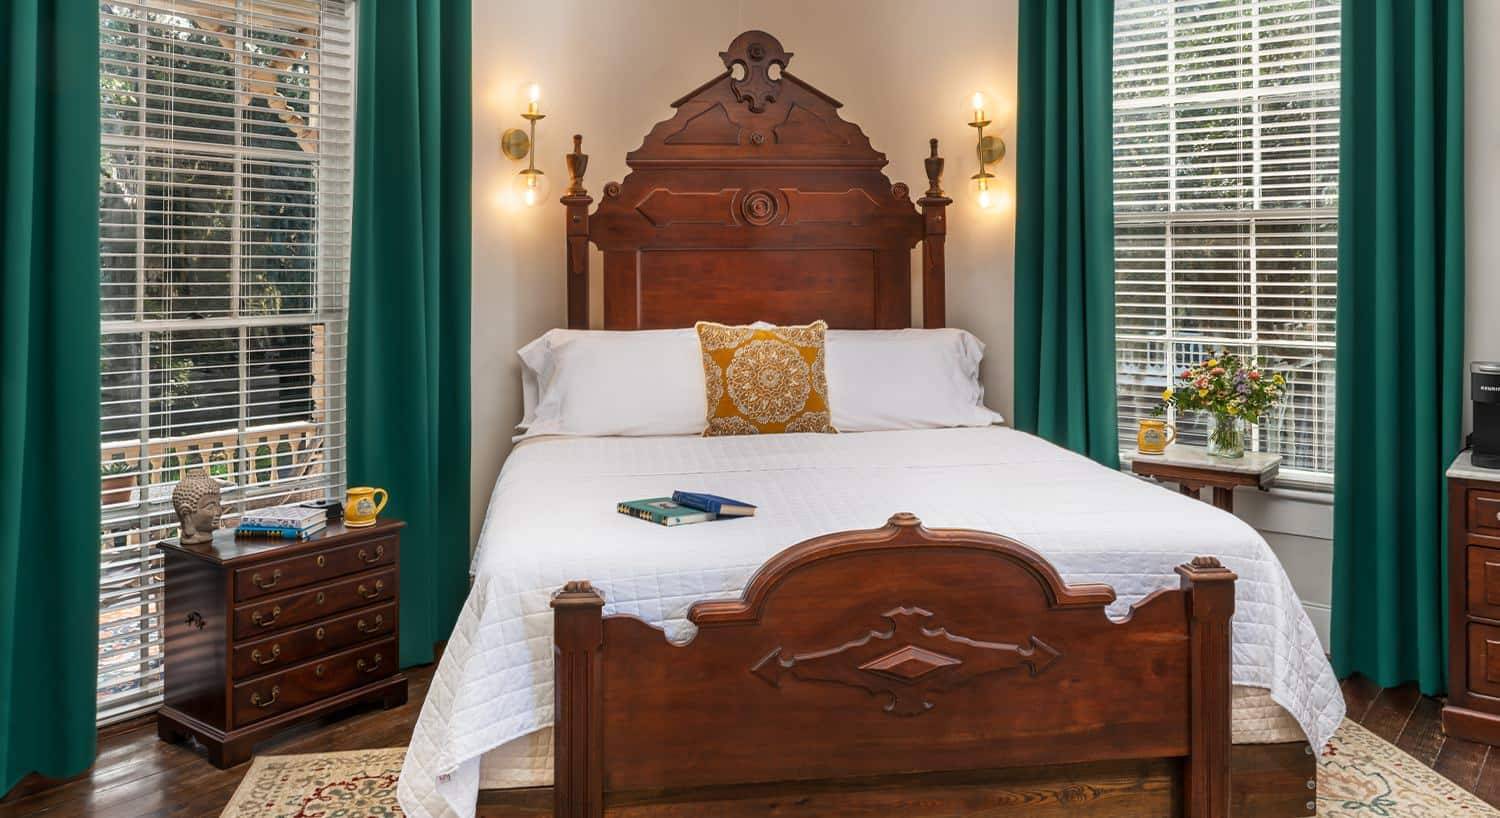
[0,663,436,818]
[2,668,1497,816]
[1341,674,1500,807]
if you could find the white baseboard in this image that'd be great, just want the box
[1302,601,1331,652]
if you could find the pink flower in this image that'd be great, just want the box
[1248,371,1262,381]
[1211,367,1226,376]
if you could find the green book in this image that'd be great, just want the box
[617,497,718,526]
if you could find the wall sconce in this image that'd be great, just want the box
[967,91,1007,210]
[501,82,549,207]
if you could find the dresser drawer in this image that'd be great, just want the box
[233,568,396,641]
[1470,547,1500,621]
[231,602,397,679]
[1472,490,1500,535]
[1469,622,1500,699]
[232,637,396,728]
[234,534,397,602]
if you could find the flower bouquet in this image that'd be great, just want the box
[1156,349,1286,458]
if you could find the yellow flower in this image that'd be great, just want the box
[1162,388,1174,401]
[1205,358,1219,368]
[1273,373,1285,385]
[1227,405,1239,415]
[1198,388,1209,398]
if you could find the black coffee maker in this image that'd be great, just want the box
[1476,362,1500,469]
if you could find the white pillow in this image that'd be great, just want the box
[826,328,1004,431]
[516,328,702,439]
[516,326,1002,438]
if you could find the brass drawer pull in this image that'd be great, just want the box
[315,626,326,640]
[251,606,282,627]
[357,614,384,634]
[315,591,326,605]
[316,555,327,568]
[250,685,280,708]
[251,644,281,665]
[358,544,385,564]
[357,580,384,600]
[252,569,282,590]
[357,653,384,673]
[315,663,327,678]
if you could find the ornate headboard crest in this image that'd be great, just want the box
[562,31,952,331]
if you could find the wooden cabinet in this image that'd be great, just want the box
[1443,454,1500,743]
[156,520,408,767]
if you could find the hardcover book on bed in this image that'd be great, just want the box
[617,497,716,526]
[671,490,756,516]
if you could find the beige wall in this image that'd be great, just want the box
[470,1,1019,541]
[1467,0,1500,433]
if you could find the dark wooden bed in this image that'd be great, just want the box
[479,30,1316,818]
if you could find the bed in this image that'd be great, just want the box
[398,30,1342,818]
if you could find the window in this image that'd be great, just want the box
[1113,0,1339,479]
[98,0,354,724]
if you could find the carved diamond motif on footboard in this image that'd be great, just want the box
[751,606,1060,716]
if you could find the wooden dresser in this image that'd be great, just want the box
[156,519,408,767]
[1444,452,1500,743]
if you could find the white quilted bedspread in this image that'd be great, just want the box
[399,427,1344,818]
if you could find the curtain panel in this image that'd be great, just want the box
[1331,0,1465,695]
[348,0,472,668]
[0,0,101,794]
[1013,0,1119,468]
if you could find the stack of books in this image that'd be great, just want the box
[617,491,757,527]
[236,504,328,539]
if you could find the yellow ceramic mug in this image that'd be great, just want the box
[1137,419,1176,455]
[345,486,388,528]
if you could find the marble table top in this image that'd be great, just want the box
[1450,450,1500,482]
[1132,443,1282,478]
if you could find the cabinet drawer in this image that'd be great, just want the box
[232,637,396,728]
[1469,622,1500,699]
[231,602,396,679]
[233,568,396,641]
[1472,490,1500,535]
[1470,547,1500,622]
[234,535,397,602]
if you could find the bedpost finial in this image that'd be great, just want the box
[924,138,945,198]
[1191,556,1222,569]
[553,579,605,608]
[565,134,589,197]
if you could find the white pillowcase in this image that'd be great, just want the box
[825,328,1004,432]
[515,326,1003,439]
[516,329,704,439]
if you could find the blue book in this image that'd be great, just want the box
[671,491,756,517]
[235,520,327,540]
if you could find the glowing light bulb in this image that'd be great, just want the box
[511,168,550,207]
[526,83,541,116]
[971,91,986,123]
[974,176,993,209]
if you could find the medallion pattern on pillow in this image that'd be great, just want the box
[697,320,836,436]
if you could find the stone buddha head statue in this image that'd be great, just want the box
[172,468,222,544]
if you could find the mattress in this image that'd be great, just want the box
[400,427,1344,818]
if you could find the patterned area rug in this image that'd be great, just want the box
[221,748,405,818]
[221,721,1499,817]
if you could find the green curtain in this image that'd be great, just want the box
[1,0,101,795]
[1013,0,1119,469]
[349,0,472,669]
[1331,0,1465,695]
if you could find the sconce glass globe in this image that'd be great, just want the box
[511,168,551,208]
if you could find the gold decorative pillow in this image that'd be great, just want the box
[697,321,836,436]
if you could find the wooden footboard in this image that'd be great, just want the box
[516,513,1255,818]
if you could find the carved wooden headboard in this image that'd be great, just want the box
[561,30,952,330]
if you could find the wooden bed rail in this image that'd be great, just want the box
[547,514,1236,818]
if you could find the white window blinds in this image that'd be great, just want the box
[98,0,355,724]
[1113,0,1340,478]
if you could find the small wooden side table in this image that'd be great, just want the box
[1131,445,1281,513]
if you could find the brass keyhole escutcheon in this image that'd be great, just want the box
[316,591,326,605]
[315,627,326,640]
[315,664,327,678]
[316,555,327,568]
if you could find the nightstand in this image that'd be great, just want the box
[1131,445,1281,513]
[1443,451,1500,744]
[155,519,408,767]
